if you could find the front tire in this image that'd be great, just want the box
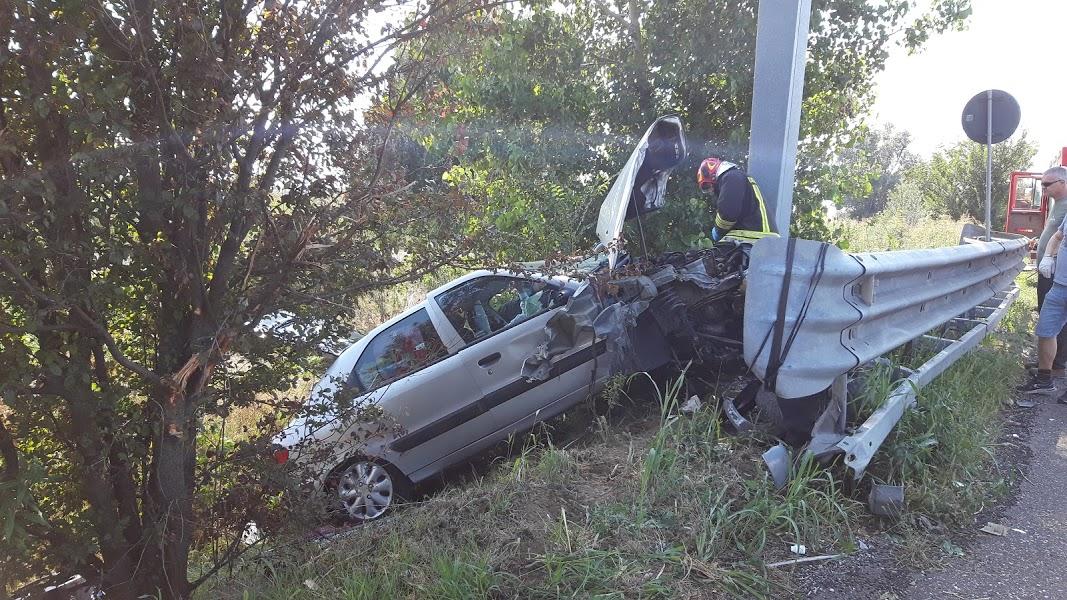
[332,459,410,522]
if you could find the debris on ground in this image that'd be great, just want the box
[767,554,841,568]
[978,521,1010,536]
[680,395,702,415]
[868,484,905,517]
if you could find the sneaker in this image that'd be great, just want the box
[1028,367,1067,378]
[1017,375,1058,395]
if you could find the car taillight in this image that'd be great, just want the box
[272,447,289,465]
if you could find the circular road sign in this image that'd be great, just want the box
[961,90,1020,144]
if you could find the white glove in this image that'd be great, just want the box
[1039,255,1056,278]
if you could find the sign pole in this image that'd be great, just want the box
[985,90,993,241]
[962,89,1019,233]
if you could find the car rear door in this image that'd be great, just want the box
[347,307,502,475]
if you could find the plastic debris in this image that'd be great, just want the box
[767,554,841,568]
[680,395,702,415]
[940,539,964,557]
[858,540,870,551]
[979,522,1009,536]
[1016,398,1037,408]
[789,543,807,555]
[763,444,790,490]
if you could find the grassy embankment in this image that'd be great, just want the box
[197,216,1033,599]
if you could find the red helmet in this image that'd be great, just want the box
[697,157,723,194]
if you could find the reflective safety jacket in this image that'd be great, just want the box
[712,167,777,241]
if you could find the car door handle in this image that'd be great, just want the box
[478,352,501,367]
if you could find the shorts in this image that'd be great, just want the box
[1036,283,1067,338]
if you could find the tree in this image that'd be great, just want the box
[405,0,972,252]
[836,124,920,218]
[916,133,1038,225]
[0,1,499,597]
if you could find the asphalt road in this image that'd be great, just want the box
[904,395,1067,600]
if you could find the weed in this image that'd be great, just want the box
[338,569,402,599]
[635,369,687,512]
[534,443,578,484]
[425,552,499,600]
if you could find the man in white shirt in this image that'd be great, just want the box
[1018,167,1067,397]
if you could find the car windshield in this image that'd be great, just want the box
[436,276,557,344]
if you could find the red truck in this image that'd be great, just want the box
[1004,148,1067,250]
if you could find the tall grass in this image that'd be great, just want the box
[868,277,1032,530]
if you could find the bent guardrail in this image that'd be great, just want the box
[742,232,1026,483]
[743,235,1027,399]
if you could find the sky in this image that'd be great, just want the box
[871,0,1067,169]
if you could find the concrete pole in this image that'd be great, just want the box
[747,0,813,238]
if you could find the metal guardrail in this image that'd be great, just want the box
[837,286,1019,478]
[743,235,1027,399]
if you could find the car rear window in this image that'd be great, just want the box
[352,309,447,392]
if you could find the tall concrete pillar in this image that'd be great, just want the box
[747,0,813,237]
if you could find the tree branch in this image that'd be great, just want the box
[0,418,18,482]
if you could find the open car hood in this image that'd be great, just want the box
[595,116,688,269]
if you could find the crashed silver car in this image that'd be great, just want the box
[274,116,756,521]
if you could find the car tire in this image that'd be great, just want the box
[328,457,412,523]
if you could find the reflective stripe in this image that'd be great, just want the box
[716,177,774,240]
[723,230,780,241]
[748,177,772,233]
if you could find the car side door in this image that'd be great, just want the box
[346,307,501,476]
[434,275,599,431]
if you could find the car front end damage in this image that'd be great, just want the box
[522,242,753,390]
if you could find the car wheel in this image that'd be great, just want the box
[333,459,410,522]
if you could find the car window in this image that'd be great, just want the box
[352,309,447,392]
[1014,177,1041,210]
[436,276,562,344]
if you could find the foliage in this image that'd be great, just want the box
[401,0,972,254]
[836,124,921,218]
[0,0,980,597]
[835,179,971,251]
[915,133,1038,224]
[0,1,500,597]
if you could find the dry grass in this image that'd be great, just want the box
[833,215,975,252]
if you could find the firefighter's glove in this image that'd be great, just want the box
[1040,255,1056,278]
[710,226,723,243]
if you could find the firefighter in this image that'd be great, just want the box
[697,157,777,242]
